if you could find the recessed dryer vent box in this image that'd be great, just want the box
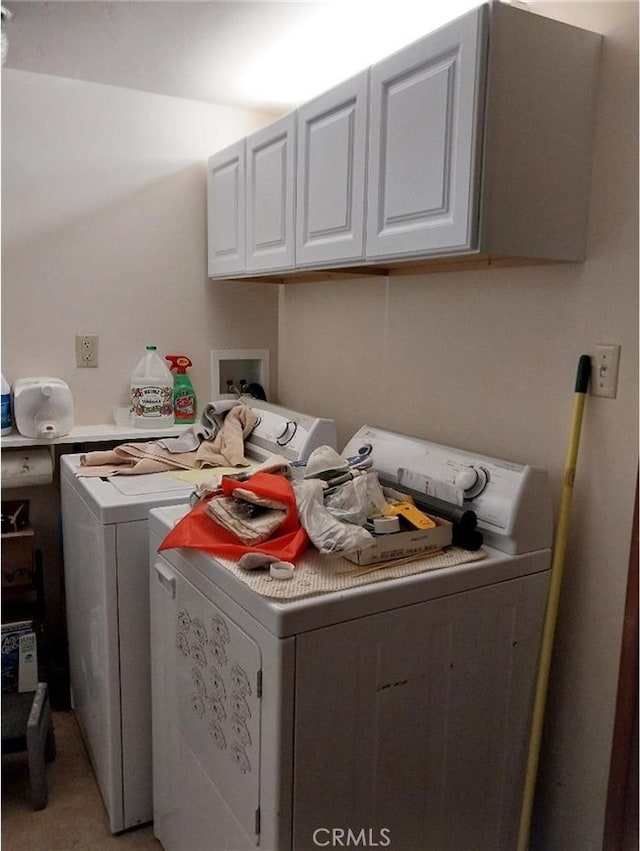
[211,348,270,398]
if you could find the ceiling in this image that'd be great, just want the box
[0,0,484,113]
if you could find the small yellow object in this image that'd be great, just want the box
[382,501,436,530]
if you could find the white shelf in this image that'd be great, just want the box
[1,423,190,449]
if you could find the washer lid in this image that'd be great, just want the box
[61,453,194,523]
[107,473,194,497]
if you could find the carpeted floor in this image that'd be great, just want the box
[1,710,162,851]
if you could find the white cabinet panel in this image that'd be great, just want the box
[150,504,550,851]
[293,572,549,851]
[151,561,263,850]
[296,71,368,266]
[149,559,180,848]
[174,571,261,841]
[206,3,600,280]
[366,5,487,259]
[207,141,245,277]
[117,520,154,828]
[62,482,123,829]
[246,114,296,273]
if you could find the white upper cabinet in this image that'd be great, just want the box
[296,71,369,267]
[245,114,296,273]
[366,6,486,260]
[207,2,601,281]
[207,140,245,278]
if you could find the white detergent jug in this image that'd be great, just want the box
[130,345,174,428]
[13,377,74,439]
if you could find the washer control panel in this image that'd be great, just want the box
[342,425,552,554]
[244,399,337,462]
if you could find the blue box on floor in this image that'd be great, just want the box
[1,620,38,692]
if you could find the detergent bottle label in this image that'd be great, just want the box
[1,393,11,432]
[174,389,196,422]
[132,384,173,418]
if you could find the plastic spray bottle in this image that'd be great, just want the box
[165,355,197,424]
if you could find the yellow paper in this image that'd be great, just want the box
[167,465,253,485]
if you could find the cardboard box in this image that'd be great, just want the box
[343,516,453,566]
[1,526,35,586]
[1,620,38,692]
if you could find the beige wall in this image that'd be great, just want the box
[0,69,280,707]
[278,3,638,848]
[1,70,279,418]
[1,2,637,848]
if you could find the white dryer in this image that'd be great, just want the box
[61,400,335,833]
[149,426,553,851]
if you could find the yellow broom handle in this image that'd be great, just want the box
[517,355,591,851]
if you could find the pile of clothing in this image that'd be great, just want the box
[77,400,258,476]
[160,445,388,564]
[76,402,463,571]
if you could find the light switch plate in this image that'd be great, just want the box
[592,344,621,398]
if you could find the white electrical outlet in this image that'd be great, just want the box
[592,343,621,398]
[76,334,99,368]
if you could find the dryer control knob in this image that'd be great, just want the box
[456,469,478,491]
[456,466,489,499]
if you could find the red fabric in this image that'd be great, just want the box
[158,471,309,561]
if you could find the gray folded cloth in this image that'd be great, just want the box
[156,399,240,453]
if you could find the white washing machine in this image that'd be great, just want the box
[149,425,553,851]
[60,400,336,833]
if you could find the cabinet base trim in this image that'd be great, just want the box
[212,255,573,285]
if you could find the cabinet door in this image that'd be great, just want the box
[366,5,487,260]
[296,71,368,267]
[207,140,246,277]
[150,557,263,850]
[293,571,549,851]
[246,114,296,273]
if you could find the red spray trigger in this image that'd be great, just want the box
[165,355,192,374]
